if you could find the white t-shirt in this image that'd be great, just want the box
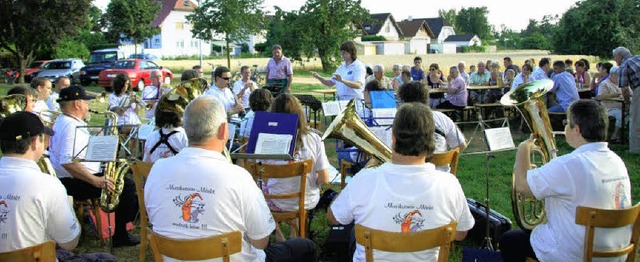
[331,162,475,261]
[529,67,549,82]
[46,92,60,111]
[143,127,188,163]
[32,100,48,113]
[142,85,162,119]
[145,147,276,262]
[528,142,631,262]
[108,93,142,126]
[204,85,236,112]
[239,110,255,139]
[432,111,466,153]
[50,114,101,178]
[264,132,331,211]
[333,59,366,100]
[232,79,256,108]
[0,157,80,252]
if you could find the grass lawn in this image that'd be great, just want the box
[1,80,638,261]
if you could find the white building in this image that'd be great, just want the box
[396,20,434,55]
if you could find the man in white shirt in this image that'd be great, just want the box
[203,66,244,117]
[329,103,474,261]
[50,85,139,247]
[500,99,631,261]
[365,64,391,89]
[141,69,165,119]
[145,96,315,261]
[529,58,551,82]
[47,76,71,111]
[29,77,52,113]
[232,65,257,109]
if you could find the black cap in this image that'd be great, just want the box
[56,85,95,103]
[0,111,54,141]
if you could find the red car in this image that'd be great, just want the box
[98,59,172,91]
[24,60,51,82]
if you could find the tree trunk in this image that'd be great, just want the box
[318,48,330,72]
[225,36,231,69]
[13,52,29,84]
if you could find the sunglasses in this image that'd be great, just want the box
[220,77,231,81]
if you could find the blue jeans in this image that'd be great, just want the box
[548,104,565,112]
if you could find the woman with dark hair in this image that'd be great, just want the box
[108,73,141,129]
[265,93,330,241]
[310,41,366,100]
[426,63,446,108]
[239,88,273,139]
[574,60,591,90]
[142,101,188,163]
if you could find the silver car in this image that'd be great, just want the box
[35,58,85,84]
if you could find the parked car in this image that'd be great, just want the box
[128,53,160,61]
[80,48,126,86]
[34,58,85,84]
[98,59,172,92]
[24,60,51,82]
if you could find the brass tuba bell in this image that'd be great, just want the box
[0,94,28,118]
[501,79,557,230]
[321,99,392,163]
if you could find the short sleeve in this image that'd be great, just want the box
[353,63,366,86]
[58,125,78,165]
[242,174,276,241]
[329,184,355,225]
[453,180,475,231]
[46,179,80,243]
[313,135,330,172]
[618,64,629,88]
[443,117,465,149]
[108,94,119,110]
[526,157,575,200]
[286,59,293,76]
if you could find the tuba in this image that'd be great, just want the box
[321,99,392,163]
[0,94,28,118]
[500,79,557,230]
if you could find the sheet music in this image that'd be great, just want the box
[255,133,293,155]
[85,135,118,162]
[322,101,341,116]
[369,126,393,148]
[372,108,396,126]
[137,124,156,140]
[484,127,515,151]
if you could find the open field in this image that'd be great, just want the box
[157,50,602,74]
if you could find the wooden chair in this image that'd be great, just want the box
[575,203,640,261]
[149,231,242,262]
[0,240,56,262]
[245,159,313,238]
[130,161,154,262]
[355,222,457,262]
[74,198,104,245]
[426,147,461,176]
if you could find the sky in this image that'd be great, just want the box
[94,0,579,31]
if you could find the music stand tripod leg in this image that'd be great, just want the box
[480,153,495,250]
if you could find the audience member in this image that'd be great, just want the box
[365,64,391,89]
[549,61,580,112]
[596,63,624,142]
[613,46,640,153]
[411,56,425,82]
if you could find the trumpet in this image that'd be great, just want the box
[118,91,147,111]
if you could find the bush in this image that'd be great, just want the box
[53,40,90,60]
[461,45,486,53]
[361,35,386,41]
[254,42,268,53]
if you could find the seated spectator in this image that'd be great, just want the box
[365,64,391,89]
[596,64,625,142]
[390,64,403,90]
[511,64,533,91]
[143,99,188,163]
[503,69,516,89]
[426,63,446,108]
[437,66,467,112]
[458,61,470,85]
[549,61,580,112]
[469,64,476,75]
[530,58,552,82]
[239,88,274,139]
[328,102,474,261]
[145,96,316,261]
[0,112,116,261]
[411,56,425,82]
[574,60,592,90]
[564,59,575,75]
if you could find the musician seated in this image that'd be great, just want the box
[29,77,52,113]
[263,94,330,241]
[239,89,273,139]
[398,81,467,170]
[203,66,244,117]
[500,99,631,261]
[144,96,316,261]
[47,76,71,111]
[233,66,258,110]
[50,86,140,247]
[108,73,142,133]
[328,103,474,261]
[142,101,188,163]
[141,69,166,119]
[7,86,37,112]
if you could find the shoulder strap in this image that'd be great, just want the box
[150,129,180,155]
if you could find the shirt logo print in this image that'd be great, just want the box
[392,209,424,232]
[0,201,9,226]
[173,193,205,223]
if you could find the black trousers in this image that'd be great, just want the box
[499,229,538,262]
[60,176,138,238]
[265,238,317,262]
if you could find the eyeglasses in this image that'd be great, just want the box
[429,68,436,71]
[220,77,231,81]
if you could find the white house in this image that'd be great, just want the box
[141,0,212,59]
[363,13,402,41]
[396,20,434,55]
[444,34,482,47]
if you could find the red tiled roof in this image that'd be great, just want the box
[151,0,197,27]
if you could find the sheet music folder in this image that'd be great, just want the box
[72,125,119,162]
[246,111,298,157]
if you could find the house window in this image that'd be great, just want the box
[191,40,199,48]
[155,38,160,44]
[176,22,184,30]
[177,39,184,48]
[385,23,390,33]
[184,0,190,7]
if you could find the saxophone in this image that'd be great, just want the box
[89,109,127,213]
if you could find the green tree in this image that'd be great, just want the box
[105,0,161,56]
[553,0,640,57]
[187,0,265,68]
[0,0,91,83]
[268,0,369,72]
[53,40,90,60]
[438,9,457,30]
[455,7,492,40]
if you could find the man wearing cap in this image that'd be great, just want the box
[49,85,140,247]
